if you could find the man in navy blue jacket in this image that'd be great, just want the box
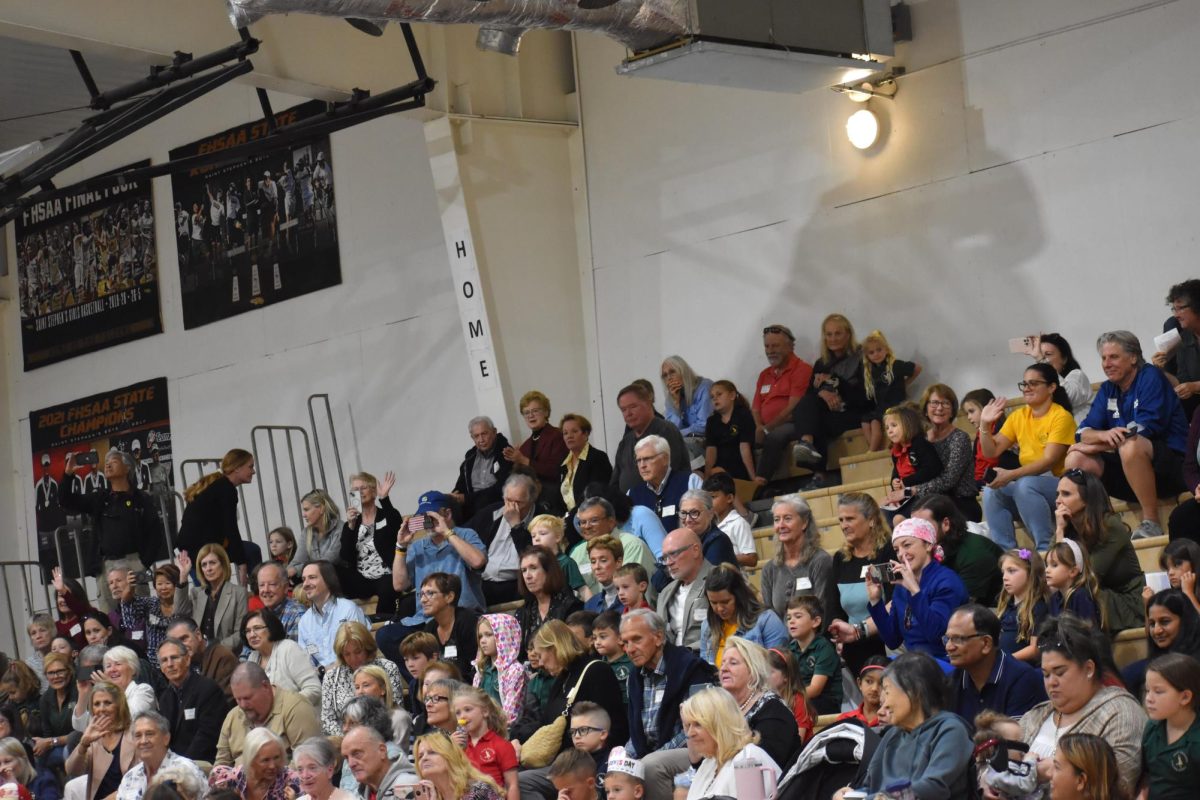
[1066,330,1188,539]
[621,609,717,800]
[945,605,1045,724]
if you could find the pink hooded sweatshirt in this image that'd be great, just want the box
[473,613,527,724]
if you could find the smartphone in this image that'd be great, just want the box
[349,490,362,513]
[869,562,897,583]
[75,451,100,466]
[407,514,435,533]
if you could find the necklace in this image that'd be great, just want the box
[737,690,761,714]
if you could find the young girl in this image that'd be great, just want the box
[835,656,888,728]
[1141,653,1200,798]
[452,687,519,800]
[472,614,526,726]
[529,514,589,600]
[973,710,1038,800]
[703,380,758,482]
[1145,538,1200,612]
[883,405,942,516]
[766,648,814,744]
[962,389,1019,488]
[1045,539,1102,628]
[268,527,297,569]
[860,331,920,451]
[995,549,1049,662]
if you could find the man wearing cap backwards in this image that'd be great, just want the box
[60,447,162,612]
[373,490,487,665]
[829,517,969,663]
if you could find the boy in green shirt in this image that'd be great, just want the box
[786,594,843,715]
[592,610,634,703]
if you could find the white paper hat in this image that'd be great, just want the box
[607,747,645,781]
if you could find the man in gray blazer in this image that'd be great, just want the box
[655,529,714,653]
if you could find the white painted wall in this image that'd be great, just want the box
[576,0,1200,441]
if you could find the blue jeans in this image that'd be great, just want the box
[983,472,1060,551]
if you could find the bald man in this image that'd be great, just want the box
[654,529,714,653]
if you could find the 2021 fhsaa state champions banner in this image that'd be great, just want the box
[15,161,163,370]
[169,100,342,329]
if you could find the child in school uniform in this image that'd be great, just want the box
[785,594,843,715]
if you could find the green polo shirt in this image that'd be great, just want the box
[1143,716,1200,799]
[789,635,843,713]
[606,653,634,704]
[944,531,1003,605]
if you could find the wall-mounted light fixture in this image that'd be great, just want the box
[845,109,879,149]
[832,68,902,150]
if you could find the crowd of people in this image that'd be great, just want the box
[9,281,1200,800]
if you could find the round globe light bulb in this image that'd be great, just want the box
[846,109,879,150]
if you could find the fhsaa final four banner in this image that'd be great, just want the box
[169,100,342,329]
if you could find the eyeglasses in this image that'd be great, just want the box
[1016,380,1049,391]
[45,670,69,677]
[927,399,953,409]
[522,408,546,417]
[424,695,448,705]
[634,455,664,465]
[245,625,268,634]
[569,726,606,738]
[1171,303,1193,314]
[578,517,606,528]
[941,633,987,647]
[677,509,704,521]
[662,544,696,562]
[419,590,442,599]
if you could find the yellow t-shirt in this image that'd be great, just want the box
[998,404,1076,475]
[714,620,738,667]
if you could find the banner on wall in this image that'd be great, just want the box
[169,100,341,329]
[29,377,174,574]
[15,160,163,370]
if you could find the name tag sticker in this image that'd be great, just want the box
[444,645,458,659]
[149,615,160,626]
[306,644,319,655]
[795,577,813,591]
[376,519,388,529]
[662,505,676,517]
[654,688,665,704]
[760,385,771,394]
[184,708,196,721]
[493,461,500,474]
[132,630,144,640]
[493,508,504,521]
[1107,398,1118,411]
[859,566,870,580]
[69,624,81,636]
[579,563,593,575]
[693,608,706,622]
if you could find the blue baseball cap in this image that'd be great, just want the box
[415,491,450,515]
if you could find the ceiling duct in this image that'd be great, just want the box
[225,0,690,56]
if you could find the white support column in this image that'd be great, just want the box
[423,116,508,427]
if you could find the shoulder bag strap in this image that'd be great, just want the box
[563,659,600,712]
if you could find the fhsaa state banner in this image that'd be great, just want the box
[168,99,342,329]
[15,161,163,370]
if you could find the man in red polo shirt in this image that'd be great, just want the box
[752,324,813,482]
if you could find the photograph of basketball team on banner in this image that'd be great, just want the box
[14,161,163,370]
[169,100,341,329]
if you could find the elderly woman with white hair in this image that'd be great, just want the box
[717,637,801,770]
[72,646,156,732]
[759,494,836,620]
[680,686,781,800]
[292,736,358,800]
[209,728,300,800]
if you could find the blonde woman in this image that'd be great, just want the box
[64,682,137,800]
[178,448,255,579]
[72,646,156,732]
[176,543,249,651]
[680,686,780,800]
[414,732,502,800]
[340,470,401,618]
[825,492,896,673]
[209,728,300,800]
[352,664,412,743]
[289,489,343,581]
[319,621,404,735]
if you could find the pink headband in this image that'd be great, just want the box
[892,517,937,546]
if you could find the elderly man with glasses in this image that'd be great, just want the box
[654,529,713,653]
[752,324,813,482]
[570,498,658,597]
[627,434,702,534]
[945,605,1045,722]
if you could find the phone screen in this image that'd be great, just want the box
[349,490,362,512]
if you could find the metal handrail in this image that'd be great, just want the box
[0,561,55,660]
[308,394,348,509]
[250,426,317,535]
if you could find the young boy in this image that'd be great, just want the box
[701,473,757,568]
[549,747,600,800]
[566,702,612,796]
[531,514,587,595]
[785,595,843,715]
[400,631,441,713]
[591,611,633,703]
[613,564,651,613]
[603,747,645,800]
[584,536,624,613]
[566,611,599,653]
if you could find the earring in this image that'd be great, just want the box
[1087,673,1093,679]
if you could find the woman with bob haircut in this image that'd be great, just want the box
[243,608,321,706]
[175,542,249,651]
[513,548,582,660]
[209,727,300,800]
[319,620,403,735]
[0,736,36,787]
[414,731,502,800]
[289,489,344,583]
[698,565,788,664]
[71,645,156,732]
[718,637,802,770]
[836,651,972,800]
[680,686,781,800]
[1012,613,1146,797]
[510,620,626,757]
[292,735,358,800]
[503,390,569,513]
[558,413,612,514]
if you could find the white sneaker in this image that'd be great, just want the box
[1132,519,1164,540]
[792,441,823,465]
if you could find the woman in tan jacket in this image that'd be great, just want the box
[64,682,138,800]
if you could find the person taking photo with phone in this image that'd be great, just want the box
[375,491,488,667]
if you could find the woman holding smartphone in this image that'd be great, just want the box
[340,470,402,620]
